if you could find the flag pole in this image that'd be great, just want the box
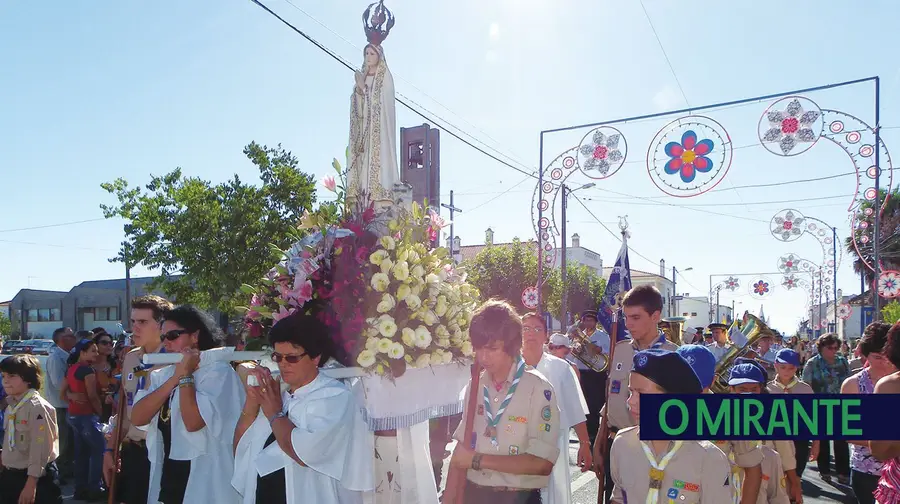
[595,216,629,504]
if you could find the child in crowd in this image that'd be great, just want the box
[0,354,63,504]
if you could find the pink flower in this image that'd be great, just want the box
[287,280,314,306]
[272,305,295,322]
[322,175,337,192]
[428,209,447,229]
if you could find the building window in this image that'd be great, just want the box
[27,310,38,322]
[691,312,698,317]
[50,308,61,321]
[94,307,119,321]
[683,312,689,317]
[38,309,50,321]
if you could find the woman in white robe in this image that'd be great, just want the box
[232,311,373,504]
[348,43,401,206]
[131,305,245,504]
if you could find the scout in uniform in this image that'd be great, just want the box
[0,355,63,504]
[728,360,800,504]
[706,323,731,362]
[767,348,818,480]
[447,300,561,504]
[677,344,765,504]
[595,285,677,502]
[103,294,173,504]
[609,348,733,504]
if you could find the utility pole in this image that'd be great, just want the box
[560,182,595,325]
[716,287,721,323]
[441,190,462,260]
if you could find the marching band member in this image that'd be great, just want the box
[232,311,372,504]
[677,344,764,504]
[841,323,895,504]
[446,300,560,504]
[609,348,733,504]
[521,313,591,504]
[728,360,798,504]
[0,355,62,504]
[104,294,173,504]
[706,323,731,362]
[131,305,245,504]
[568,310,610,448]
[595,285,678,503]
[766,348,819,480]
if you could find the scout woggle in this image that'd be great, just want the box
[482,356,526,449]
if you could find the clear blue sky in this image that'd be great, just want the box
[2,0,899,333]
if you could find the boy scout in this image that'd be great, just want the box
[610,348,733,504]
[767,348,818,479]
[595,285,677,501]
[447,299,561,504]
[102,294,173,504]
[757,445,790,504]
[728,359,800,504]
[0,355,63,504]
[677,344,764,504]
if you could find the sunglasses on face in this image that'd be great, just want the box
[271,351,308,364]
[163,329,189,341]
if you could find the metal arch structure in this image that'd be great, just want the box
[770,209,842,312]
[535,77,886,319]
[707,269,817,328]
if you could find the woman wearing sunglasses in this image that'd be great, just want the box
[131,305,245,504]
[232,310,372,504]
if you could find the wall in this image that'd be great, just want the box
[549,247,604,275]
[24,321,60,339]
[675,296,734,329]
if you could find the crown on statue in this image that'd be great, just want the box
[363,0,395,46]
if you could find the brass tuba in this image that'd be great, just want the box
[569,318,609,373]
[709,314,775,393]
[658,317,691,346]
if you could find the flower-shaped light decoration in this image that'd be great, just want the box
[779,254,800,273]
[663,130,715,183]
[577,126,627,179]
[724,276,740,291]
[782,275,798,290]
[771,209,805,242]
[521,286,539,309]
[759,97,823,156]
[836,304,853,320]
[751,279,771,297]
[877,270,900,299]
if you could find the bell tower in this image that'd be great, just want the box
[400,123,441,209]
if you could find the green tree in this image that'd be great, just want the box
[464,238,547,311]
[883,300,900,324]
[100,142,318,316]
[845,187,900,285]
[546,263,608,322]
[0,311,11,337]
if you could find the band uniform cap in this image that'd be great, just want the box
[727,358,768,386]
[632,348,702,394]
[707,323,728,331]
[549,333,572,348]
[774,348,801,367]
[676,344,717,390]
[581,310,599,321]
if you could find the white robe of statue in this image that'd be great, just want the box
[348,43,401,205]
[536,353,589,504]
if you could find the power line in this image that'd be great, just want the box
[465,176,533,212]
[0,238,115,252]
[248,0,537,179]
[581,193,853,208]
[639,0,690,109]
[568,193,659,268]
[0,218,106,233]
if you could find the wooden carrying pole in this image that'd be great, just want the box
[595,315,619,504]
[107,383,128,504]
[446,361,481,504]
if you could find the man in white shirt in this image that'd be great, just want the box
[706,323,731,362]
[566,310,610,450]
[522,313,592,504]
[44,326,76,480]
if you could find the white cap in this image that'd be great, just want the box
[549,333,572,347]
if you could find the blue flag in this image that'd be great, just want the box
[597,241,632,342]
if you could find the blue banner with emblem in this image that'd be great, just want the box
[597,241,632,342]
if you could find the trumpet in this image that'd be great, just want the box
[709,314,774,393]
[658,317,691,346]
[569,321,609,373]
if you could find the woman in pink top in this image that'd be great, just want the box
[871,322,900,504]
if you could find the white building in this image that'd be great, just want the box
[675,296,734,331]
[809,293,863,341]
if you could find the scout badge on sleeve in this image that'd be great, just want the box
[481,356,526,449]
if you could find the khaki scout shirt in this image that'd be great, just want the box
[761,440,796,473]
[1,393,59,477]
[601,338,678,430]
[120,345,166,442]
[453,365,561,489]
[758,445,790,504]
[610,427,733,504]
[765,378,813,395]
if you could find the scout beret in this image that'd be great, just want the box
[774,348,801,367]
[728,357,768,385]
[632,348,702,394]
[676,344,717,390]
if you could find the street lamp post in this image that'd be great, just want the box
[671,266,693,318]
[560,182,596,326]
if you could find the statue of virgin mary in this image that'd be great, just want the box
[347,43,401,206]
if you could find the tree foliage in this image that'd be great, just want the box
[0,311,11,337]
[845,187,900,285]
[883,300,900,325]
[463,237,607,317]
[100,142,318,316]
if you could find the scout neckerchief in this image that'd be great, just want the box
[482,356,526,449]
[773,376,798,392]
[640,439,684,504]
[5,390,37,450]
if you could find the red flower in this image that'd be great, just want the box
[362,206,376,223]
